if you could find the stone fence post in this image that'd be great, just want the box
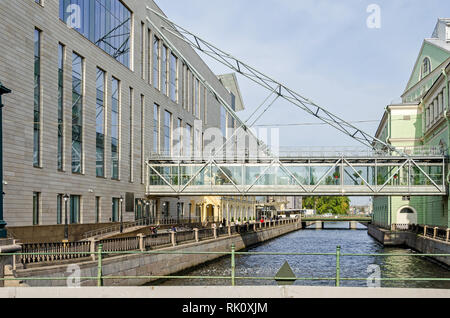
[446,229,450,242]
[0,239,21,287]
[194,228,199,242]
[137,234,145,251]
[213,226,217,239]
[89,238,97,261]
[433,227,438,239]
[228,225,231,237]
[423,225,428,236]
[171,231,177,247]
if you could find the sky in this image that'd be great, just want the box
[154,0,450,204]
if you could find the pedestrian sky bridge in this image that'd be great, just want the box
[144,8,449,198]
[146,147,446,197]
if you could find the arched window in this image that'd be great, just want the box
[421,57,431,79]
[400,207,414,214]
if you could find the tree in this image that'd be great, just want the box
[303,196,350,215]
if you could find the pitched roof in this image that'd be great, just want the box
[217,73,245,112]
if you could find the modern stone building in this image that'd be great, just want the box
[373,18,450,229]
[0,0,257,228]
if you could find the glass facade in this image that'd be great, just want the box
[111,77,120,179]
[95,197,100,223]
[57,44,65,171]
[153,104,159,153]
[96,68,105,177]
[164,110,172,155]
[72,53,83,174]
[59,0,131,67]
[170,53,177,102]
[34,29,41,167]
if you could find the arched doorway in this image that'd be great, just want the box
[396,206,417,225]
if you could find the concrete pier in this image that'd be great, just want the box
[349,221,358,230]
[315,221,323,229]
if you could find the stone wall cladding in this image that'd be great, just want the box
[0,0,232,226]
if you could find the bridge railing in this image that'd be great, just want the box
[16,219,298,266]
[3,243,450,287]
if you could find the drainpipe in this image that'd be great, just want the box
[442,68,450,184]
[442,68,450,228]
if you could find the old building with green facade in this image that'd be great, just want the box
[373,18,450,229]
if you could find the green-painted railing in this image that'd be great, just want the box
[1,244,450,287]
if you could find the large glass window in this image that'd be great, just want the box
[34,29,41,167]
[170,53,178,102]
[33,192,40,225]
[161,45,168,96]
[70,195,81,224]
[57,44,65,171]
[111,77,120,180]
[153,104,159,153]
[164,110,172,155]
[112,198,120,222]
[96,68,105,177]
[57,194,63,225]
[153,36,160,90]
[72,53,83,174]
[185,124,192,157]
[220,105,227,138]
[59,0,131,67]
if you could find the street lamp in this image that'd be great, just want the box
[120,195,124,233]
[0,82,11,239]
[63,194,70,241]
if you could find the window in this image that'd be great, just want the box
[220,105,227,138]
[175,118,182,156]
[111,77,120,180]
[141,22,145,79]
[95,197,101,223]
[181,63,186,107]
[33,192,40,225]
[438,93,443,115]
[400,207,414,214]
[96,68,105,177]
[170,53,178,102]
[194,78,200,118]
[72,53,83,174]
[153,36,160,89]
[70,195,81,224]
[129,87,134,182]
[57,44,65,171]
[59,0,131,67]
[161,45,168,96]
[112,198,120,222]
[34,29,41,167]
[153,104,159,153]
[57,194,63,225]
[185,124,192,157]
[164,110,172,155]
[421,57,431,79]
[193,75,198,117]
[141,95,145,184]
[434,99,438,120]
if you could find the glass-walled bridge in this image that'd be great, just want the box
[146,147,446,197]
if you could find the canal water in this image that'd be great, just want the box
[154,223,450,288]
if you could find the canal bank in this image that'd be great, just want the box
[368,224,450,266]
[12,220,301,287]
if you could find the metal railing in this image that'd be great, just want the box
[412,224,450,242]
[17,219,296,266]
[2,244,450,287]
[82,217,201,240]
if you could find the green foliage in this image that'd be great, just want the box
[302,196,350,215]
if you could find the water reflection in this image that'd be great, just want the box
[152,222,450,288]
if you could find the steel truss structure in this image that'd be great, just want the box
[144,8,448,197]
[146,154,446,197]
